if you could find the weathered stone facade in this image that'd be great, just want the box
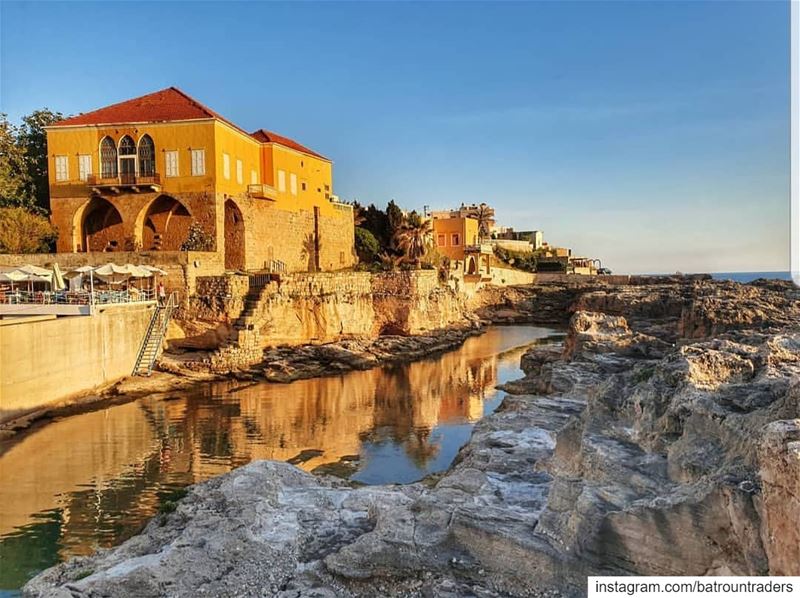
[220,192,356,273]
[171,270,474,372]
[51,189,356,275]
[51,190,217,254]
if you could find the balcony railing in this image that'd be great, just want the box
[247,183,278,200]
[87,173,162,192]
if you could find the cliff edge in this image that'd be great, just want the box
[24,278,800,597]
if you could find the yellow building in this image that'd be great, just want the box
[431,215,491,278]
[46,87,355,273]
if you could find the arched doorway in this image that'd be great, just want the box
[224,199,245,270]
[466,255,478,275]
[118,135,136,183]
[141,195,192,250]
[81,197,124,252]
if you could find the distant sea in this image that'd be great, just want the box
[710,272,793,283]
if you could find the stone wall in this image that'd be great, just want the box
[175,270,472,371]
[0,304,154,422]
[488,266,535,286]
[217,193,356,273]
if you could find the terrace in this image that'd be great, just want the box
[0,264,164,317]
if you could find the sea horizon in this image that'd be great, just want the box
[627,271,792,283]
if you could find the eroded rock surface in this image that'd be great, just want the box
[25,279,800,597]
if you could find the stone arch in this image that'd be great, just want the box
[466,255,478,275]
[78,197,125,252]
[139,195,192,251]
[223,199,246,270]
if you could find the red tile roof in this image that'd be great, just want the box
[249,129,328,160]
[52,87,328,160]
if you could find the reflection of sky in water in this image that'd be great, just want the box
[0,326,562,594]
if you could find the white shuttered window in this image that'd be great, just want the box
[290,173,298,196]
[78,155,92,181]
[277,169,286,192]
[55,156,69,181]
[165,151,179,177]
[191,149,205,176]
[250,170,257,184]
[222,153,231,180]
[236,159,243,184]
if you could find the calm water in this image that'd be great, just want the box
[0,325,561,593]
[711,271,792,283]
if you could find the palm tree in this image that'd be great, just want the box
[301,232,320,272]
[395,212,432,269]
[379,251,404,271]
[474,203,495,242]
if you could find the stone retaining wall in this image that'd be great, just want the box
[175,269,472,372]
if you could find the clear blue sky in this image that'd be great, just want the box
[0,1,790,274]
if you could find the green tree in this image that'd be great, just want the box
[0,114,35,210]
[16,109,63,211]
[395,211,432,269]
[474,202,495,242]
[386,199,404,250]
[354,226,380,264]
[0,207,58,253]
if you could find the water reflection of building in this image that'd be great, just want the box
[0,327,541,572]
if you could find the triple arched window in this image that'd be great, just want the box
[98,134,157,180]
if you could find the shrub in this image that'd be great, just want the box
[0,206,57,253]
[180,221,214,251]
[355,226,380,263]
[493,245,539,272]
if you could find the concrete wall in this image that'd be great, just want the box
[0,304,155,422]
[491,239,534,253]
[489,266,535,286]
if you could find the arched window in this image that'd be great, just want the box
[138,135,155,177]
[100,136,117,178]
[118,135,136,182]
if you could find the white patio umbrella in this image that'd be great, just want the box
[121,264,154,279]
[140,265,167,275]
[51,263,67,291]
[0,266,52,292]
[93,263,130,285]
[0,270,25,291]
[15,264,53,277]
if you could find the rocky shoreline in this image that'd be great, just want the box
[23,278,800,597]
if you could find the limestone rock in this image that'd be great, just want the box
[25,278,800,597]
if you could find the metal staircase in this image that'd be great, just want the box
[132,292,177,376]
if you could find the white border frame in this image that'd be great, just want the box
[792,0,799,285]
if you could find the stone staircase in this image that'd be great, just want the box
[208,275,279,371]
